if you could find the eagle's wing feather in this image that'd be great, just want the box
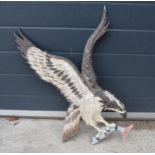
[81,7,126,111]
[82,6,109,92]
[14,31,92,106]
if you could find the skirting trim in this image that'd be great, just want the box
[0,110,155,120]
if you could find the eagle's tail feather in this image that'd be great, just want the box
[63,105,81,142]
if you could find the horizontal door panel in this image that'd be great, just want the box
[0,2,155,30]
[1,75,155,98]
[0,95,68,111]
[0,29,155,54]
[0,95,155,112]
[1,52,155,77]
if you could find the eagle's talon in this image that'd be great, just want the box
[91,130,107,145]
[91,135,105,145]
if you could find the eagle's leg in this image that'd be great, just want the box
[87,114,110,132]
[91,113,116,144]
[95,113,116,128]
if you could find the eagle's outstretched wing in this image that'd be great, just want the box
[15,30,93,106]
[14,30,97,141]
[81,7,126,113]
[81,6,109,93]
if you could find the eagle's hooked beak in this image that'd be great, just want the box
[121,112,127,119]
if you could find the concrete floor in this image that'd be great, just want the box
[0,117,155,153]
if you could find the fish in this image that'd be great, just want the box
[91,124,134,145]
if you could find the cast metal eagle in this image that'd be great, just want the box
[14,6,126,142]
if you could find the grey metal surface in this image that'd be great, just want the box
[0,2,155,113]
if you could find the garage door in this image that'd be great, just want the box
[1,1,155,119]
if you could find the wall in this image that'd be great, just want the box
[0,2,155,114]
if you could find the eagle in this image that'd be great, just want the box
[14,6,126,143]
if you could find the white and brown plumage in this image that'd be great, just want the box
[14,6,126,142]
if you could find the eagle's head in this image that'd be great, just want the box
[102,91,127,119]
